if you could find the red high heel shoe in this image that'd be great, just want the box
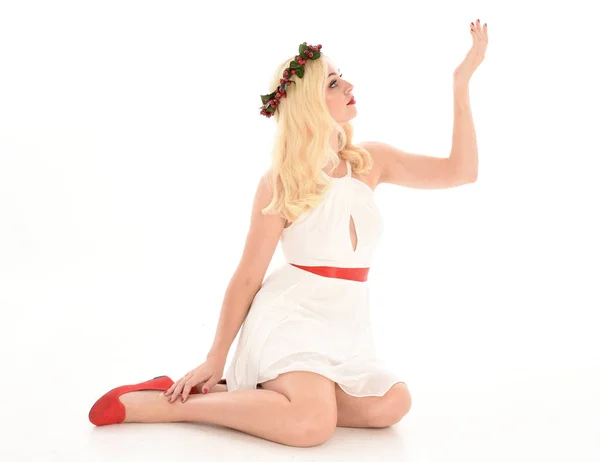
[89,375,175,426]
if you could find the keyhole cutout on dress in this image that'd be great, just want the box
[349,214,358,252]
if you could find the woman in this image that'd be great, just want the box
[89,22,487,448]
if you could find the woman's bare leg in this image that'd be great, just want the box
[200,381,411,428]
[117,372,337,447]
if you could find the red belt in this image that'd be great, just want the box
[290,263,370,282]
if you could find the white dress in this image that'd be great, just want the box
[224,159,405,397]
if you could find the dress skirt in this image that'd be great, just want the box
[224,263,404,397]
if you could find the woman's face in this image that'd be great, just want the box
[323,60,356,123]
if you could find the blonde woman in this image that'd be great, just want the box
[89,24,487,448]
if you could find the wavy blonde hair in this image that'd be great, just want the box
[261,52,373,225]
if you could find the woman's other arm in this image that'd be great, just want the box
[206,171,285,362]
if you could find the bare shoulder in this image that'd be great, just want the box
[355,141,385,190]
[235,170,286,285]
[253,169,285,226]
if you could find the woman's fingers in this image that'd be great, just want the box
[181,374,211,403]
[164,367,211,403]
[201,376,219,395]
[180,381,195,403]
[170,380,187,402]
[163,383,174,397]
[164,376,186,402]
[164,376,182,397]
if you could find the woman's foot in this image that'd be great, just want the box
[89,376,174,426]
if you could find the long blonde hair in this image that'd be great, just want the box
[262,52,373,224]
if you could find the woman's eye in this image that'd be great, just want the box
[329,74,343,88]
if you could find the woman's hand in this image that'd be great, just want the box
[454,19,488,88]
[163,356,226,403]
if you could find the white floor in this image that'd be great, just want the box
[2,1,600,459]
[2,269,599,462]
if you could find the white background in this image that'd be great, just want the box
[1,0,599,461]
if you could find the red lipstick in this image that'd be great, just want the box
[347,97,356,105]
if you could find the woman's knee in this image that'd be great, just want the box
[260,371,338,446]
[368,382,412,428]
[293,402,338,446]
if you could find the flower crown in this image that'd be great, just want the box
[259,42,323,118]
